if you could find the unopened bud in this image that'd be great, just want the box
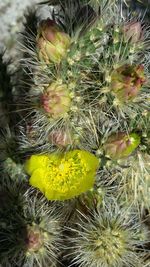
[36,19,71,64]
[104,132,141,160]
[111,64,146,102]
[49,129,72,147]
[41,81,71,119]
[26,225,44,252]
[123,21,143,44]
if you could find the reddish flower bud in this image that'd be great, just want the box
[111,64,146,101]
[104,132,141,160]
[49,129,73,147]
[26,225,44,252]
[123,21,143,43]
[41,81,71,119]
[36,19,71,64]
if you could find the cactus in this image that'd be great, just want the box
[66,201,146,267]
[0,0,150,266]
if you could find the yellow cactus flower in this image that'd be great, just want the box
[25,150,99,201]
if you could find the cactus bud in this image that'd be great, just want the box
[26,225,44,252]
[41,81,71,119]
[111,64,146,102]
[123,21,143,44]
[49,129,73,147]
[104,132,141,160]
[36,19,71,64]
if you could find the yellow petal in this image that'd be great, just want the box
[29,168,47,194]
[25,155,49,175]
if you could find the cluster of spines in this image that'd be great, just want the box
[65,200,148,267]
[0,178,63,267]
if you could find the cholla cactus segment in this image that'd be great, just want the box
[67,202,145,267]
[36,18,71,64]
[25,150,99,200]
[41,81,71,119]
[103,132,141,160]
[0,180,63,267]
[22,191,63,267]
[111,64,146,102]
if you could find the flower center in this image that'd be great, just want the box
[46,154,87,193]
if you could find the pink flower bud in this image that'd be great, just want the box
[26,225,44,252]
[111,64,146,101]
[36,19,71,64]
[123,21,143,43]
[41,82,71,119]
[104,132,141,160]
[49,129,72,147]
